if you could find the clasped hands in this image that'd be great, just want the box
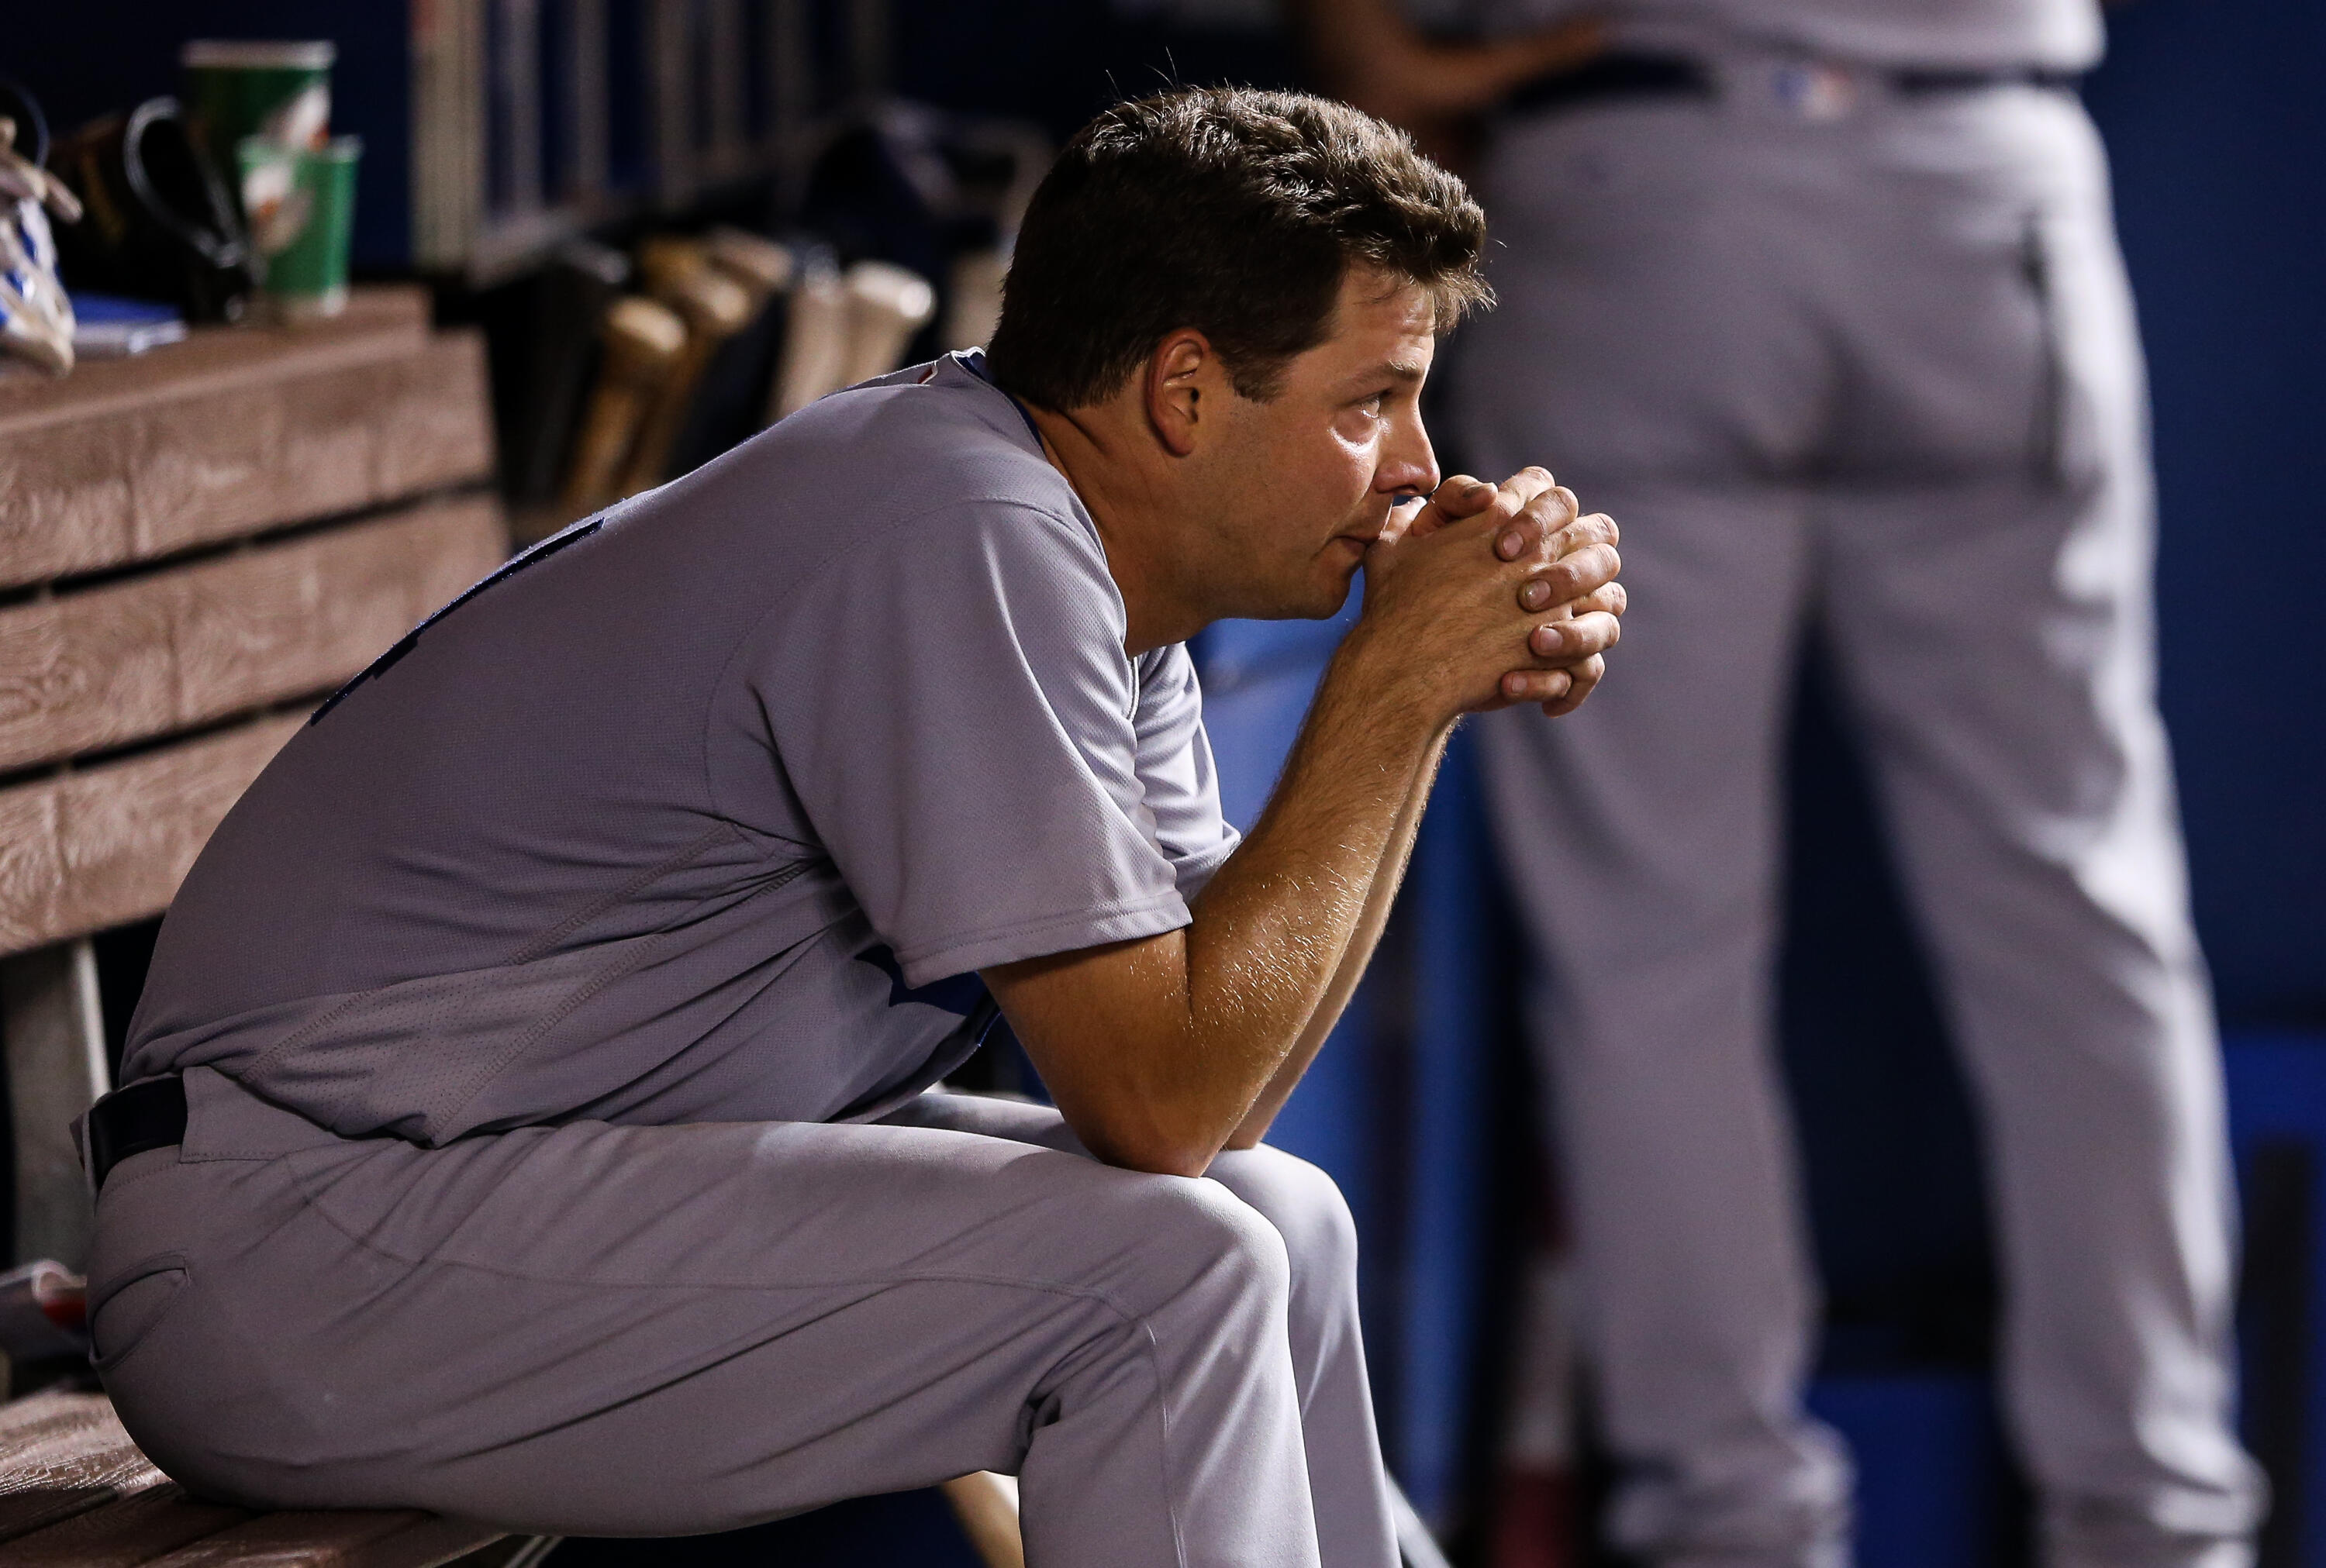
[1360,467,1624,720]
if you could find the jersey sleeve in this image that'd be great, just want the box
[749,501,1194,987]
[1132,645,1241,901]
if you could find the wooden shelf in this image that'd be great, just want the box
[0,290,494,591]
[0,285,507,958]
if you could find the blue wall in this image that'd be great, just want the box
[2086,0,2326,1023]
[2224,1035,2326,1568]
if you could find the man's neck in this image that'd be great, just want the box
[1021,400,1203,656]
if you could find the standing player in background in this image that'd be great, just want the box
[1298,2,2266,1566]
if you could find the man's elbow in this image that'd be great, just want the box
[1082,1126,1217,1180]
[1068,1099,1228,1179]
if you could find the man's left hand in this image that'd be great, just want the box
[1385,470,1625,716]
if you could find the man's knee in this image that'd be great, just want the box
[1207,1146,1358,1291]
[1118,1173,1294,1316]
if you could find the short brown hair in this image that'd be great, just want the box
[985,87,1490,410]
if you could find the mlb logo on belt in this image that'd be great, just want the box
[1772,62,1859,121]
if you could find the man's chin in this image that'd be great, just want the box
[1292,562,1361,622]
[1215,559,1360,625]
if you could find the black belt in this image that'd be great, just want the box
[1505,52,2079,119]
[1893,66,2083,94]
[85,1075,188,1192]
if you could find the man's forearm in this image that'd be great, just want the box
[989,629,1447,1177]
[1290,0,1603,124]
[1220,722,1448,1151]
[1168,632,1449,1150]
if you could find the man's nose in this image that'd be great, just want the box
[1377,415,1438,498]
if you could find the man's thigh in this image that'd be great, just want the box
[95,1073,1282,1537]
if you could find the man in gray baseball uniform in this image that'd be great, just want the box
[1306,3,2263,1566]
[79,89,1624,1568]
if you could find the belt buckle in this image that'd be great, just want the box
[1771,61,1859,122]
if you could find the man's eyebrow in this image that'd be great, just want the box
[1347,358,1429,389]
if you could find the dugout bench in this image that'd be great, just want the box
[0,287,542,1566]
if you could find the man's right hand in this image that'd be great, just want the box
[1351,468,1624,726]
[1290,0,1606,142]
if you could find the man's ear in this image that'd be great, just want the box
[1144,331,1215,458]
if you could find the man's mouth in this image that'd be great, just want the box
[1328,501,1401,558]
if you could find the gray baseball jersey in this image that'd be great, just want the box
[121,352,1239,1145]
[1479,0,2102,71]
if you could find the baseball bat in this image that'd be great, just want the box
[837,259,938,388]
[616,238,757,496]
[767,253,852,423]
[557,294,687,519]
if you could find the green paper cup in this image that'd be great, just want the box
[238,136,361,322]
[183,39,335,199]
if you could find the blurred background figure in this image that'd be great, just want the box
[1300,2,2268,1566]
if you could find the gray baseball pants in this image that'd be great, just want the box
[1451,68,2263,1568]
[86,1065,1398,1566]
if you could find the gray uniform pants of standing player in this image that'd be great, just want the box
[87,1067,1399,1567]
[1452,62,2263,1568]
